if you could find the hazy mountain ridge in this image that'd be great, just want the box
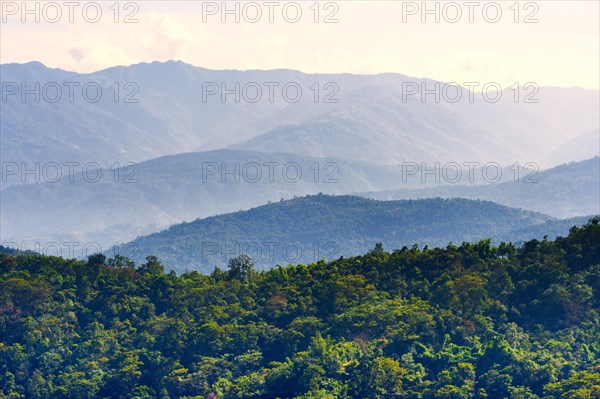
[116,195,594,273]
[356,157,600,218]
[1,61,373,172]
[1,145,578,245]
[232,84,503,165]
[545,129,600,166]
[0,149,409,248]
[234,83,599,166]
[2,61,598,177]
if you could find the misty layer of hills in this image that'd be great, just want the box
[1,150,405,246]
[1,61,599,264]
[2,149,598,251]
[115,195,594,274]
[357,157,600,218]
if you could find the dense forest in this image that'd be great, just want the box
[1,219,600,398]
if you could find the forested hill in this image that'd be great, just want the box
[1,219,599,398]
[119,195,592,273]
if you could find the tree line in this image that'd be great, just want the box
[0,219,599,398]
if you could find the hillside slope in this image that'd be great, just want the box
[118,195,592,273]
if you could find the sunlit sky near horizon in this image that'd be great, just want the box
[1,0,599,89]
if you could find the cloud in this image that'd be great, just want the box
[461,61,476,73]
[141,12,208,61]
[69,48,84,62]
[67,31,134,70]
[62,12,212,70]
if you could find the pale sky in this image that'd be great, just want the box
[1,1,599,89]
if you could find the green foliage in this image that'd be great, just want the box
[0,220,599,398]
[227,255,255,282]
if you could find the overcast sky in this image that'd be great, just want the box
[1,1,598,89]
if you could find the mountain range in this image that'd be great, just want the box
[2,61,598,259]
[2,61,598,177]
